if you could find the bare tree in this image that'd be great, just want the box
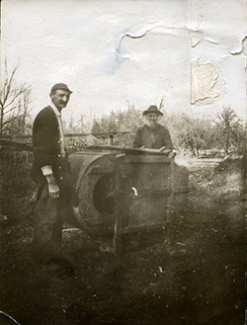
[157,95,169,125]
[158,96,165,111]
[216,106,244,155]
[0,59,32,135]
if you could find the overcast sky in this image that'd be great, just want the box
[1,0,246,127]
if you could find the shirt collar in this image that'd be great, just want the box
[50,102,61,117]
[145,123,159,130]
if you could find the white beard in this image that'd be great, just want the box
[146,120,158,130]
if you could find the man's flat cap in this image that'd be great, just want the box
[51,83,73,94]
[143,105,163,116]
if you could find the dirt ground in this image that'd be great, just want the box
[0,157,245,325]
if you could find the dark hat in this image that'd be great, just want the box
[143,105,163,116]
[50,83,73,94]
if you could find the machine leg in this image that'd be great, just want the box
[165,200,175,244]
[113,176,130,254]
[113,224,123,255]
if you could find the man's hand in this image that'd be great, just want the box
[168,151,175,158]
[45,174,60,199]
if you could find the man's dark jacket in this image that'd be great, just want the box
[32,106,72,187]
[133,124,173,149]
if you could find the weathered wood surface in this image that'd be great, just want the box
[87,145,172,155]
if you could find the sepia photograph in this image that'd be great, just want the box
[0,0,246,324]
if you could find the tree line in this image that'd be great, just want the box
[0,62,245,156]
[90,104,245,156]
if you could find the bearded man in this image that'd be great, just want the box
[133,105,173,150]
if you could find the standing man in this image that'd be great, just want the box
[133,105,173,150]
[32,83,78,273]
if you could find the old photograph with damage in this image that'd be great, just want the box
[0,0,246,324]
